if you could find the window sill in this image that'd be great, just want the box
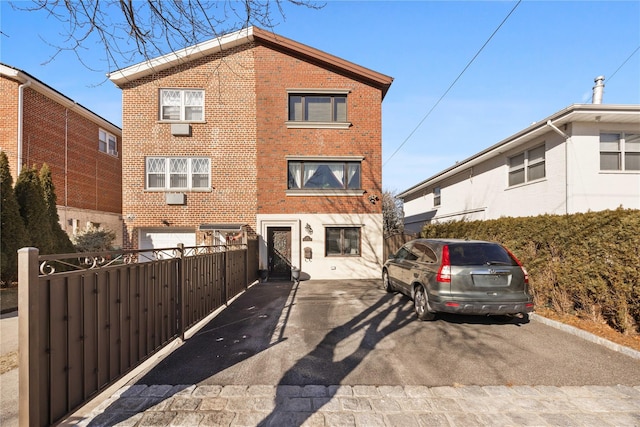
[506,177,547,190]
[599,170,640,174]
[99,151,119,158]
[157,120,206,124]
[144,188,212,193]
[286,189,365,197]
[285,121,351,129]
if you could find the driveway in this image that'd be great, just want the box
[67,279,640,426]
[132,279,640,387]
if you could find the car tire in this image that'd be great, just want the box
[414,285,436,321]
[382,270,394,293]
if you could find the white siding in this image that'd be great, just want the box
[402,118,640,228]
[257,213,383,280]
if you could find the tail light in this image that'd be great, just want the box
[437,245,451,283]
[504,246,529,284]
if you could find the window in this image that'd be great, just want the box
[508,144,546,186]
[326,227,360,256]
[146,157,210,190]
[600,132,640,171]
[288,93,347,122]
[288,161,360,190]
[99,129,117,156]
[433,186,441,207]
[160,89,204,121]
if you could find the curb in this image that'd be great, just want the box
[530,313,640,360]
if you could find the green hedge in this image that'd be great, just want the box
[420,208,640,334]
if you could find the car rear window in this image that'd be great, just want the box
[448,243,517,266]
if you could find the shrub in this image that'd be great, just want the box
[420,208,640,334]
[0,152,28,284]
[73,228,117,252]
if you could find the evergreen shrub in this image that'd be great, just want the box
[420,208,640,334]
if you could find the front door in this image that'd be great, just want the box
[267,227,292,280]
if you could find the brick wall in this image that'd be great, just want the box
[0,75,122,215]
[254,45,383,215]
[0,76,20,177]
[120,45,259,248]
[21,89,122,213]
[119,41,385,250]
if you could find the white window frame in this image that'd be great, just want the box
[159,89,205,122]
[99,129,118,156]
[146,157,211,191]
[433,186,441,207]
[508,144,546,187]
[600,132,640,171]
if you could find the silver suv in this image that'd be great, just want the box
[383,239,534,320]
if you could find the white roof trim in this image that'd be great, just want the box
[108,27,254,86]
[1,64,121,135]
[398,104,640,198]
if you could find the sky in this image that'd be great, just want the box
[1,1,639,194]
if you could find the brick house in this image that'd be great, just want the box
[109,27,393,279]
[0,64,123,245]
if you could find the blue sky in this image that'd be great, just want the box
[2,1,639,193]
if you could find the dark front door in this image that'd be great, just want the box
[268,227,292,280]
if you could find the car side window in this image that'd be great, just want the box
[394,246,411,261]
[415,243,437,263]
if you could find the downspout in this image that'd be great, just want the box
[17,80,32,175]
[546,120,570,215]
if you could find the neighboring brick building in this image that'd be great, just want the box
[109,27,393,279]
[0,64,123,246]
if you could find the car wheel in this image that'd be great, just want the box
[414,285,436,321]
[382,270,394,293]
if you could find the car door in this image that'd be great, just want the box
[386,243,415,294]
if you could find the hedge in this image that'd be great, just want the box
[420,208,640,335]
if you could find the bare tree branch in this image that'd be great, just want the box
[9,0,325,75]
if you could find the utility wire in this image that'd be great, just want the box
[383,0,522,168]
[607,45,640,83]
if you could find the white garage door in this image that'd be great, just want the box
[139,229,196,260]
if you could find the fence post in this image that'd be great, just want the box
[18,247,40,427]
[177,243,185,341]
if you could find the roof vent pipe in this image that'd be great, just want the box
[592,75,605,104]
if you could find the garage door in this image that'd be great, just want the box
[139,229,196,260]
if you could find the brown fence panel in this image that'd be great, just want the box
[383,233,418,261]
[20,244,254,426]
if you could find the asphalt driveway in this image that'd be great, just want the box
[67,279,640,426]
[133,279,640,387]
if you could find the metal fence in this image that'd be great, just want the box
[18,241,258,427]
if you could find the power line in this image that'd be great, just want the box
[607,45,640,83]
[383,0,522,168]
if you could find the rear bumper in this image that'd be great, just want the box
[430,299,534,315]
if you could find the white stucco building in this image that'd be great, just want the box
[399,91,640,232]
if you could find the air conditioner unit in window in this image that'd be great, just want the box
[171,123,191,136]
[166,193,186,205]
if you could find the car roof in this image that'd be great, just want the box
[410,238,498,245]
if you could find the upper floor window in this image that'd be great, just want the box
[160,89,204,121]
[286,89,351,129]
[508,144,545,186]
[99,129,117,156]
[600,132,640,171]
[433,186,441,207]
[146,157,210,190]
[288,160,360,190]
[289,94,346,122]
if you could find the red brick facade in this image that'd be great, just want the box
[254,44,383,215]
[114,28,392,258]
[0,69,122,216]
